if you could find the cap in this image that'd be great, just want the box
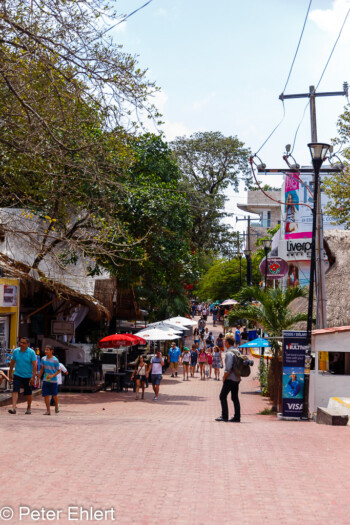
[183,347,189,351]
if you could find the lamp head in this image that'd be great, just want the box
[308,142,330,162]
[262,238,272,250]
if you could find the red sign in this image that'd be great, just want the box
[259,257,289,280]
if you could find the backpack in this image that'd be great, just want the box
[231,350,253,378]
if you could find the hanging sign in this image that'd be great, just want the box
[259,257,289,279]
[282,330,308,417]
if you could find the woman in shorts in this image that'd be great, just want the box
[206,347,213,379]
[190,344,198,377]
[181,347,190,380]
[198,348,207,380]
[131,355,148,400]
[212,345,222,380]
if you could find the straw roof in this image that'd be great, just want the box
[290,229,350,328]
[0,252,110,321]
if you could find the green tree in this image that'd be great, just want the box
[171,131,251,254]
[110,134,198,319]
[323,104,350,226]
[197,255,261,302]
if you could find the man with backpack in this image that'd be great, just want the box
[215,333,242,423]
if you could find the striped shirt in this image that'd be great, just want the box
[41,356,60,383]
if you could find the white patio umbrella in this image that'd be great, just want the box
[134,328,180,341]
[149,321,187,332]
[165,316,197,327]
[220,299,239,306]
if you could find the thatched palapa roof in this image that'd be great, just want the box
[291,229,350,328]
[0,252,110,321]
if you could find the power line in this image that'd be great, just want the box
[254,0,313,155]
[290,4,350,153]
[102,1,153,36]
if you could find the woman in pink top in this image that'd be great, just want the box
[198,348,207,380]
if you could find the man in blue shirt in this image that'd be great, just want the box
[168,341,181,377]
[8,337,37,415]
[38,345,60,415]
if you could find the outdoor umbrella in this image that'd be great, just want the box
[98,333,146,349]
[220,299,239,306]
[147,321,186,333]
[238,337,271,348]
[239,337,272,360]
[165,316,197,327]
[134,328,179,341]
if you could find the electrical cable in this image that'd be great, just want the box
[290,4,350,154]
[102,0,153,36]
[254,0,313,155]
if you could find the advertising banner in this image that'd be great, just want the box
[282,331,308,418]
[259,257,289,280]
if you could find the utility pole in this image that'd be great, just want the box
[236,216,252,285]
[280,83,348,329]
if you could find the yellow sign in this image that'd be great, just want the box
[319,351,329,372]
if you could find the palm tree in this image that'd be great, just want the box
[227,285,309,356]
[227,285,309,410]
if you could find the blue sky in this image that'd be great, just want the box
[112,0,350,227]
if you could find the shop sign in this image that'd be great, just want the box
[0,284,18,306]
[259,257,289,279]
[51,320,74,335]
[282,330,308,417]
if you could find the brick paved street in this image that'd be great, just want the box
[1,317,350,524]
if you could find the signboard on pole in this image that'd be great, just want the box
[282,330,308,418]
[259,257,289,280]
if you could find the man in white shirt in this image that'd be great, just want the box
[146,349,164,401]
[50,362,68,407]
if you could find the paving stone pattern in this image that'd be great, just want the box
[1,316,349,524]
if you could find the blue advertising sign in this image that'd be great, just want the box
[282,331,308,418]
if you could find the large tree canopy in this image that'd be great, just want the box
[171,131,251,254]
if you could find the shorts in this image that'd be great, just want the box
[13,375,33,396]
[190,360,197,367]
[42,381,59,397]
[135,374,147,382]
[151,374,162,386]
[170,362,179,369]
[183,361,190,367]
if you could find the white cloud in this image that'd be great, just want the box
[161,120,193,141]
[310,0,350,39]
[192,92,216,112]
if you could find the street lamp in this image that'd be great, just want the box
[262,239,272,290]
[244,248,252,286]
[306,142,330,346]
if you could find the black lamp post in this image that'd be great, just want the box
[262,239,272,290]
[244,248,252,286]
[306,142,330,346]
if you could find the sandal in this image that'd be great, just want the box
[25,409,31,415]
[43,412,51,416]
[8,409,16,414]
[55,405,60,413]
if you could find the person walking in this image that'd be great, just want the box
[168,341,181,377]
[50,361,68,407]
[198,348,207,380]
[181,347,190,380]
[131,355,148,399]
[147,349,164,401]
[206,347,213,379]
[190,344,198,377]
[212,307,218,327]
[38,345,60,415]
[215,333,241,423]
[212,346,222,380]
[8,337,37,415]
[193,328,200,346]
[240,327,249,355]
[234,326,241,348]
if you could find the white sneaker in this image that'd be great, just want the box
[154,397,158,401]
